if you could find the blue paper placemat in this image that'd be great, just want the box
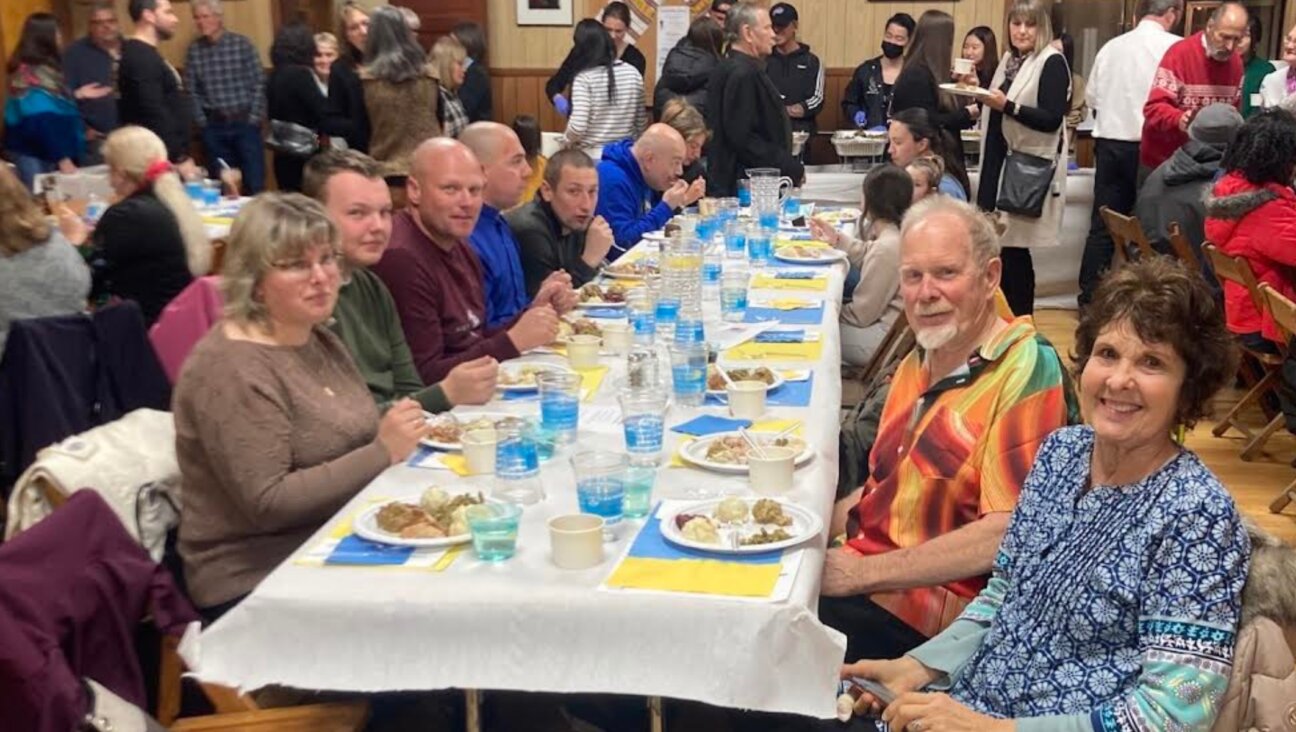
[706,373,813,408]
[671,414,752,436]
[630,507,781,564]
[755,329,806,343]
[744,302,825,325]
[325,535,416,565]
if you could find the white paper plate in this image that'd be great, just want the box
[352,496,496,548]
[642,230,670,242]
[421,412,515,451]
[603,267,654,281]
[939,83,993,99]
[774,246,847,265]
[678,431,813,474]
[705,365,786,396]
[497,362,574,393]
[659,498,823,554]
[816,207,861,223]
[575,299,627,309]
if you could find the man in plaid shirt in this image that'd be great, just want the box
[184,0,265,192]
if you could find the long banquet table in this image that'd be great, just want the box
[181,237,850,720]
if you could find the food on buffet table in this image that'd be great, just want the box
[752,498,793,527]
[706,365,776,391]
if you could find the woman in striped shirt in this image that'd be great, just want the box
[559,19,646,160]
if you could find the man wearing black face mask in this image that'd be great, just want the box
[843,12,916,130]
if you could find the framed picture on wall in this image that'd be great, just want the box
[518,0,574,25]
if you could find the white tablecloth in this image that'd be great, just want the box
[802,166,1094,308]
[182,250,850,719]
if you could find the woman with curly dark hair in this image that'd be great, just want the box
[843,257,1249,732]
[266,21,328,191]
[1204,108,1296,352]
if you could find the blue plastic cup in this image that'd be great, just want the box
[748,231,773,265]
[670,343,708,407]
[572,450,628,539]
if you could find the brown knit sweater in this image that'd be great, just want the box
[361,67,442,178]
[173,324,390,608]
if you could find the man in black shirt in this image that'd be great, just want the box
[705,1,804,196]
[118,0,195,170]
[63,1,122,163]
[765,3,824,136]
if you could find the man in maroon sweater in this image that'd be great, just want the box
[373,138,571,384]
[1140,2,1246,170]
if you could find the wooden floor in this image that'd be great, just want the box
[1035,309,1296,544]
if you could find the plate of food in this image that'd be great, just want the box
[660,496,823,554]
[815,207,862,224]
[353,487,491,548]
[939,82,993,99]
[774,244,847,264]
[603,259,659,280]
[421,412,514,451]
[678,431,813,474]
[551,317,604,346]
[705,364,785,395]
[577,282,628,307]
[497,361,574,392]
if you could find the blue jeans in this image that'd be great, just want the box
[201,120,265,193]
[10,152,56,191]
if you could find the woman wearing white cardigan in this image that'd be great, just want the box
[975,0,1070,316]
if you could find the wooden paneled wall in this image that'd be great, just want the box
[487,0,1007,70]
[69,0,278,68]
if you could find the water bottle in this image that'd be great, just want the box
[84,193,106,224]
[493,417,543,505]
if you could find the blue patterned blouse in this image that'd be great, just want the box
[908,426,1250,731]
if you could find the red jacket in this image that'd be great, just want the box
[1204,171,1296,343]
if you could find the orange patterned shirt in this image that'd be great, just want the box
[847,316,1078,638]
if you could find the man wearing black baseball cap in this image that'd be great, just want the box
[704,1,804,196]
[766,2,824,138]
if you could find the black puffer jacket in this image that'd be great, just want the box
[1134,139,1224,285]
[654,45,719,118]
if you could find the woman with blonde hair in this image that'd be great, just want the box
[906,155,944,203]
[173,192,428,621]
[659,97,709,182]
[976,0,1070,316]
[0,164,89,357]
[319,1,371,151]
[429,35,469,139]
[312,32,339,96]
[61,125,209,325]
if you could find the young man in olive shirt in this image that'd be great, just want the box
[303,150,498,413]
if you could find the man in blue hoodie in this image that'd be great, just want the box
[595,123,706,258]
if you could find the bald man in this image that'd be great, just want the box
[595,123,706,258]
[1141,1,1246,169]
[460,121,577,327]
[371,137,569,384]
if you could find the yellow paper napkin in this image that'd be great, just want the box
[764,297,817,310]
[750,419,804,435]
[750,274,829,292]
[577,365,609,401]
[438,454,471,476]
[670,436,695,468]
[201,215,234,227]
[723,340,824,361]
[605,557,782,597]
[776,238,831,249]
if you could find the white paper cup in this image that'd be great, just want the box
[461,428,498,475]
[727,380,768,420]
[549,514,606,569]
[748,446,796,495]
[601,322,632,354]
[953,58,975,77]
[567,334,602,369]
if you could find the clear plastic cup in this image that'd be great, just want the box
[571,450,628,540]
[619,389,667,465]
[627,287,656,345]
[466,502,522,561]
[724,219,748,259]
[721,269,750,322]
[670,343,708,407]
[538,371,581,444]
[623,464,656,519]
[747,229,773,265]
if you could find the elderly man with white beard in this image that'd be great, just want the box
[819,197,1078,663]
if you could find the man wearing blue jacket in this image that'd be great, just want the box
[594,123,706,258]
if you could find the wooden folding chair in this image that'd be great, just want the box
[1165,222,1201,275]
[856,314,915,391]
[1260,284,1296,513]
[1203,245,1285,459]
[1100,206,1158,266]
